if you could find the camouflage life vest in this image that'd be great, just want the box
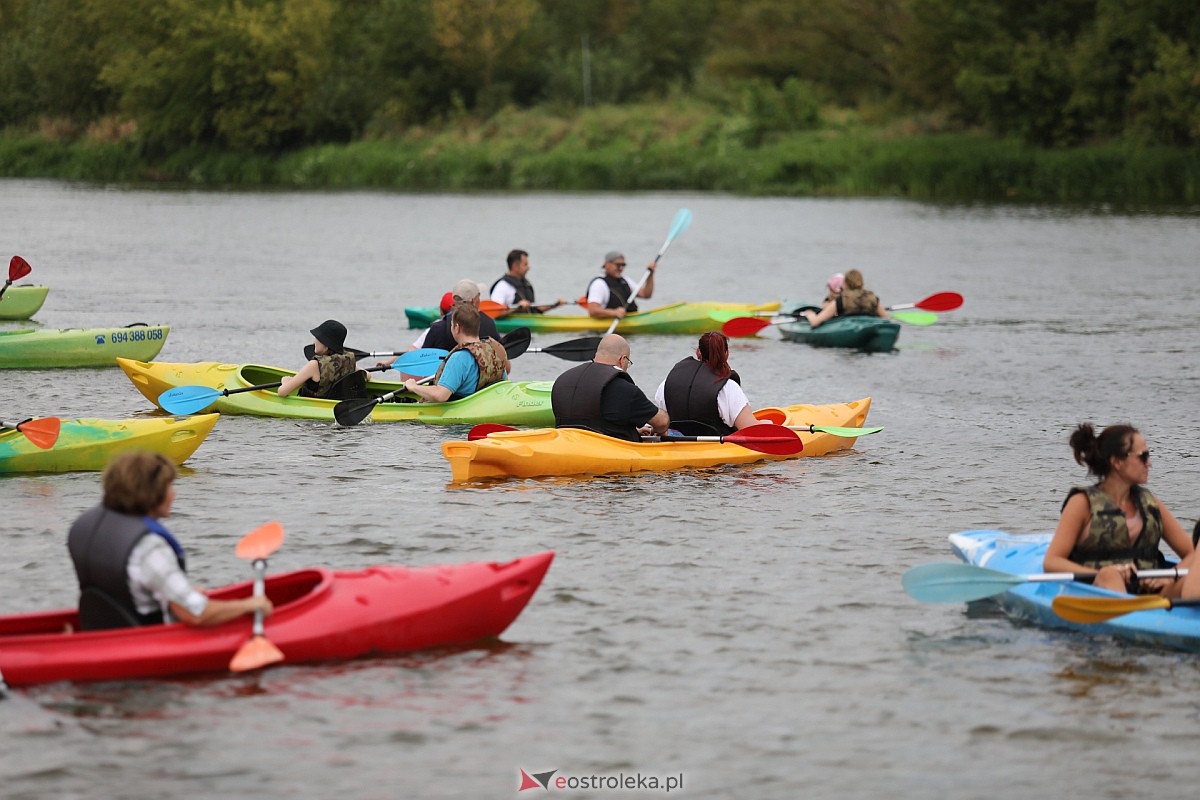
[1065,484,1166,570]
[836,288,880,316]
[429,340,506,398]
[301,351,358,398]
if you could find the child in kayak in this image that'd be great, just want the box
[67,450,273,629]
[1044,422,1196,595]
[279,319,363,399]
[801,269,890,327]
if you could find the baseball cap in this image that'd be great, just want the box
[451,278,480,302]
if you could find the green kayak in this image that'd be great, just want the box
[0,324,169,369]
[0,286,48,320]
[117,358,556,426]
[0,415,217,474]
[776,302,900,353]
[405,301,781,335]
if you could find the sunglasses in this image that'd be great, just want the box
[1132,450,1150,464]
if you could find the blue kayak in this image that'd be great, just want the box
[949,530,1200,652]
[776,301,900,352]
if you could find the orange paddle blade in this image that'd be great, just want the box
[18,417,60,449]
[229,635,284,673]
[8,255,32,282]
[1051,594,1171,624]
[722,317,773,337]
[479,299,511,318]
[753,408,787,425]
[235,521,285,561]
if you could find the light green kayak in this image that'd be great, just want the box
[117,358,556,426]
[0,415,217,473]
[405,301,782,335]
[0,325,169,369]
[0,286,48,320]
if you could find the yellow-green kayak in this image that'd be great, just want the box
[0,324,169,369]
[405,301,782,334]
[117,359,556,426]
[0,415,217,474]
[0,286,49,320]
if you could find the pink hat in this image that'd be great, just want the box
[826,273,844,293]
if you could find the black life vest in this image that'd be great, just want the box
[67,505,182,629]
[586,275,638,313]
[490,274,540,312]
[423,309,501,351]
[552,361,641,442]
[663,357,736,436]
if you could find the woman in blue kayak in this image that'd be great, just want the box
[67,450,273,630]
[653,331,757,435]
[801,269,890,328]
[1044,423,1196,595]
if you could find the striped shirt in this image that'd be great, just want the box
[127,535,208,620]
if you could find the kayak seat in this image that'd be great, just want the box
[325,370,368,401]
[78,586,144,631]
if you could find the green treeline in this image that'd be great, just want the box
[1,0,1198,201]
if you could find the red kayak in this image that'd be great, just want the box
[0,551,553,686]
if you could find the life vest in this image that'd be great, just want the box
[67,505,185,629]
[490,274,540,311]
[429,340,506,399]
[836,288,880,317]
[1064,484,1167,570]
[552,361,641,442]
[586,275,637,313]
[423,310,501,351]
[300,351,358,398]
[662,357,736,436]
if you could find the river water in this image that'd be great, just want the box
[1,180,1199,799]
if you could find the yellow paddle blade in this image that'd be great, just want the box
[229,635,284,673]
[235,521,285,561]
[1051,594,1171,624]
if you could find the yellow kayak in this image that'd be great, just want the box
[0,415,218,473]
[442,398,872,482]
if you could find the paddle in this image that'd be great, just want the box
[1051,593,1200,624]
[0,255,32,302]
[722,309,936,337]
[229,521,286,673]
[903,562,1188,604]
[304,344,421,361]
[466,422,803,455]
[526,336,602,362]
[501,327,532,359]
[604,208,692,335]
[888,292,963,313]
[0,417,61,449]
[160,349,449,414]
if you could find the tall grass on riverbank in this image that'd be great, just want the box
[2,104,1197,203]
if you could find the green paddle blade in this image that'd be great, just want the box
[902,563,1025,603]
[808,425,883,437]
[159,386,223,414]
[891,310,938,325]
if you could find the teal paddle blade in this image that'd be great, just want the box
[902,563,1023,603]
[158,386,222,415]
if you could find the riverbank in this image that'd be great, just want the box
[2,102,1197,203]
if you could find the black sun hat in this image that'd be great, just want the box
[310,319,347,352]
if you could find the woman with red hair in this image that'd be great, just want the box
[654,331,758,435]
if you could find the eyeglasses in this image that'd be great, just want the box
[1133,450,1150,464]
[621,354,633,367]
[613,262,626,268]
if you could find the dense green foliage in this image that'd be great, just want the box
[0,0,1196,199]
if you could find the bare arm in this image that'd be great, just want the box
[404,378,452,403]
[636,265,655,299]
[277,360,319,396]
[1043,492,1093,574]
[169,595,273,628]
[801,300,838,328]
[732,404,758,430]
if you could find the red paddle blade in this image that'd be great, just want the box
[8,255,32,282]
[17,417,60,449]
[479,299,507,318]
[229,634,284,673]
[235,521,285,561]
[722,317,773,338]
[468,423,518,441]
[915,292,962,312]
[725,423,804,455]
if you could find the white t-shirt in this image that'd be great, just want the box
[654,368,751,428]
[490,281,519,307]
[586,276,634,309]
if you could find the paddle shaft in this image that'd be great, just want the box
[604,208,691,336]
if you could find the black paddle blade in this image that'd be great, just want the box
[333,397,379,427]
[305,344,372,361]
[501,327,532,359]
[538,336,602,362]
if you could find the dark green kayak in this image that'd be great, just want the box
[776,303,900,352]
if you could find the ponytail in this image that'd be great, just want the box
[698,331,731,380]
[1069,422,1138,479]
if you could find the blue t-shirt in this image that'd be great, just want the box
[437,350,506,398]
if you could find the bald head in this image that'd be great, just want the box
[594,334,630,366]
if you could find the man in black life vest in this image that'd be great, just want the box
[584,251,655,320]
[378,279,502,377]
[489,249,566,314]
[551,334,669,442]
